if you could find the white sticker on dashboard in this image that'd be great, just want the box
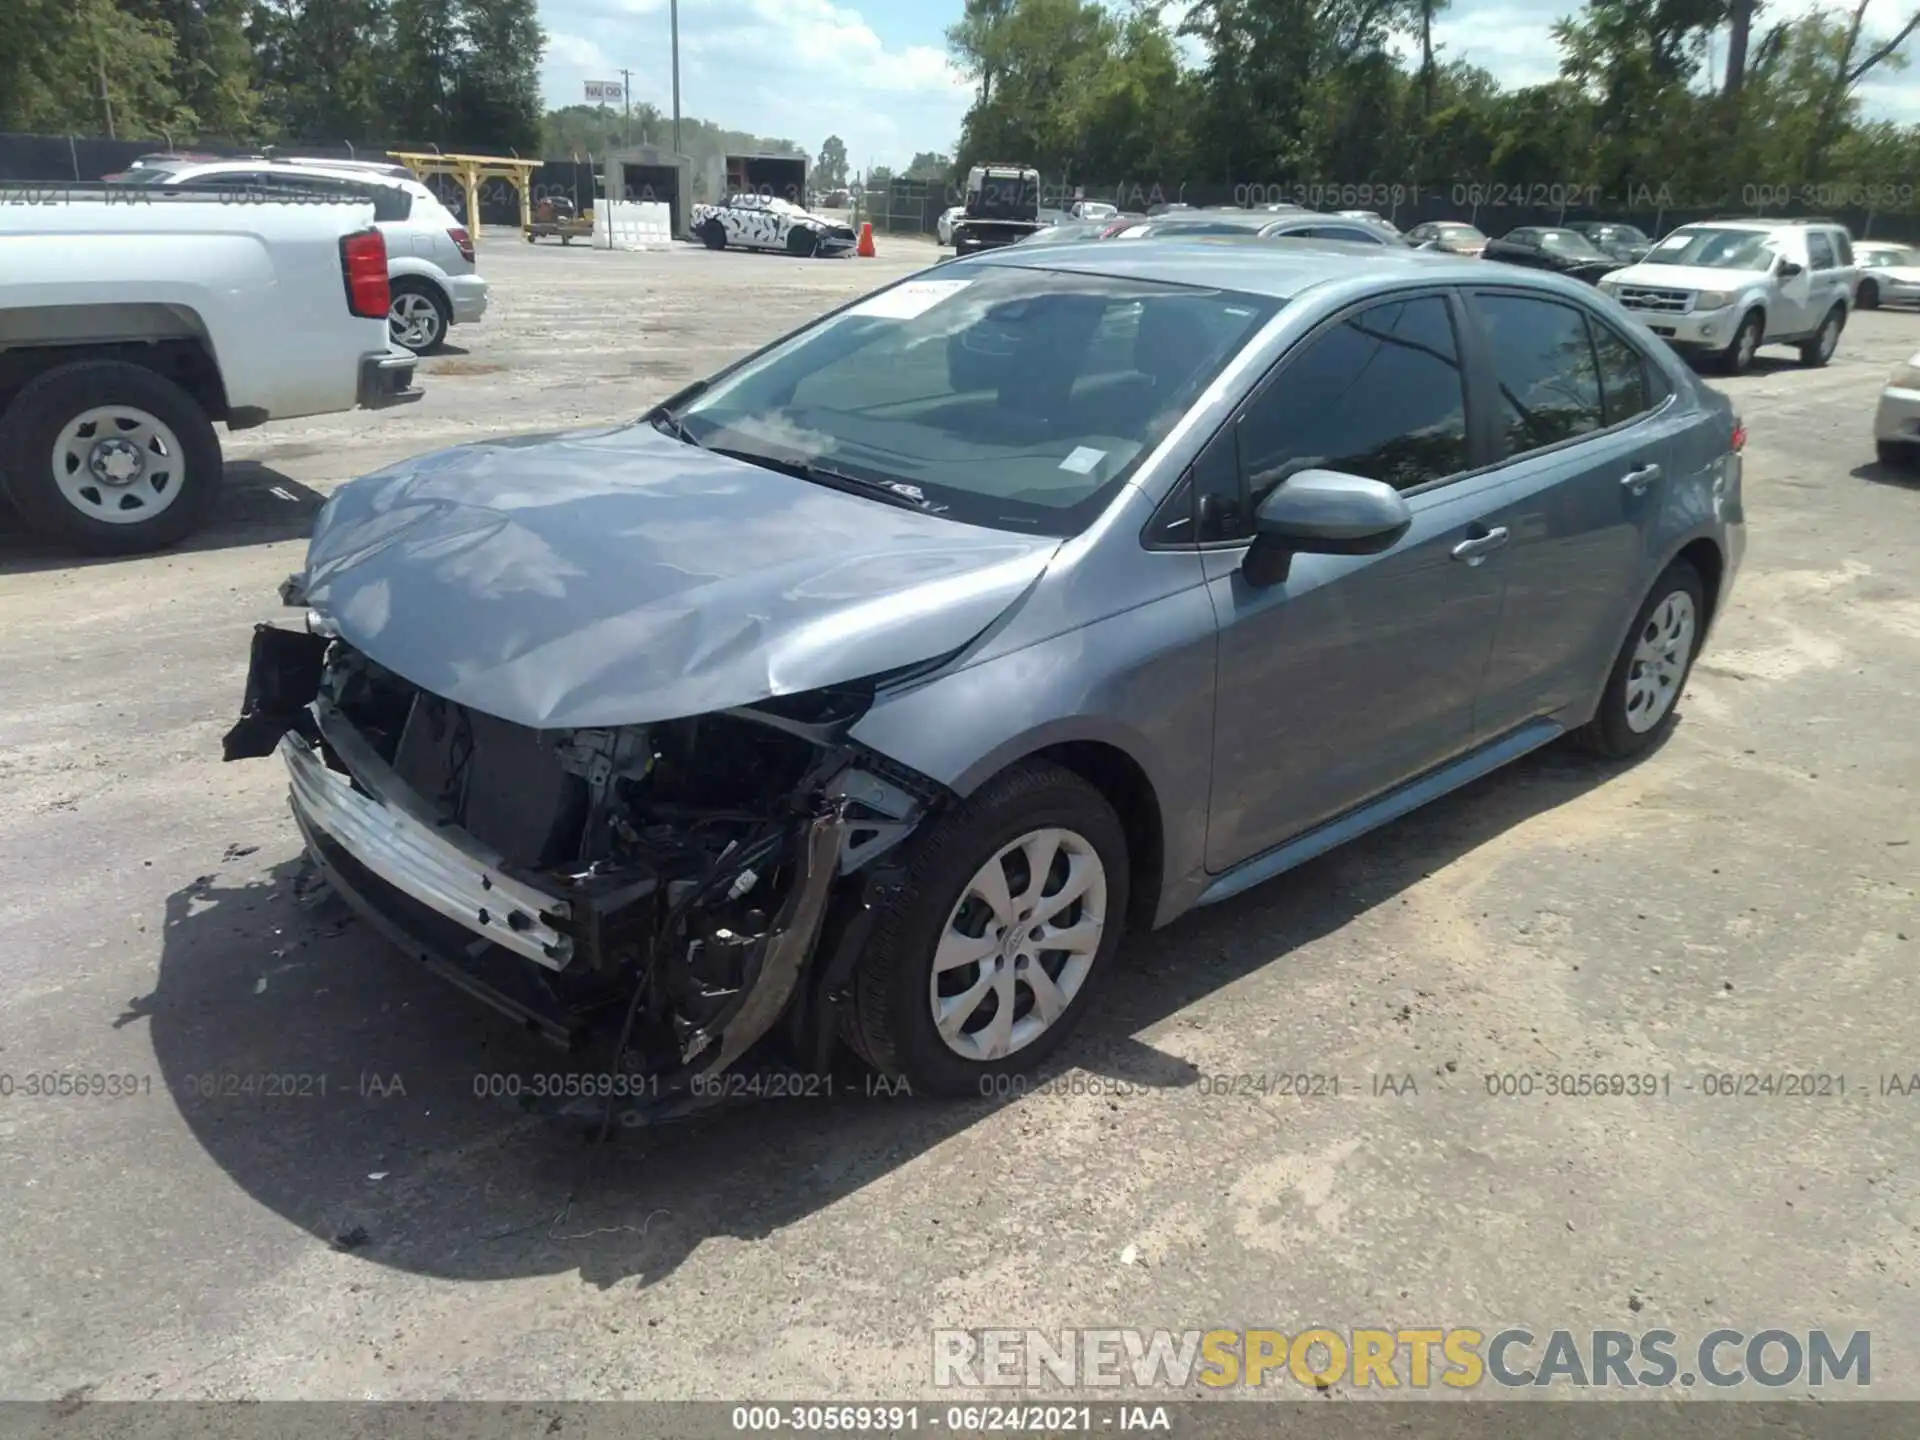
[1060,446,1106,474]
[845,279,975,320]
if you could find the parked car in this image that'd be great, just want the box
[1876,347,1920,468]
[1015,219,1115,247]
[1070,201,1118,221]
[1123,209,1405,246]
[111,156,487,356]
[1569,221,1653,264]
[1482,227,1619,283]
[936,205,966,246]
[1,187,418,554]
[1596,218,1857,375]
[1406,221,1489,256]
[1854,241,1920,310]
[224,241,1742,1104]
[692,193,858,257]
[1338,209,1403,237]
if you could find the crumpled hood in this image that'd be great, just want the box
[301,422,1061,729]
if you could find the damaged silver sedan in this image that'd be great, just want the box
[224,240,1742,1105]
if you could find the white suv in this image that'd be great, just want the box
[114,156,489,355]
[1597,218,1856,375]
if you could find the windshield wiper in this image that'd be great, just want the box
[705,445,948,514]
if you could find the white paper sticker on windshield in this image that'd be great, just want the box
[846,278,975,320]
[1060,447,1106,474]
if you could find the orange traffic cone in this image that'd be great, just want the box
[856,222,876,257]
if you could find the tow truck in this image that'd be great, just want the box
[951,164,1042,255]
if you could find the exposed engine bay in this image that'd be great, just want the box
[223,618,942,1105]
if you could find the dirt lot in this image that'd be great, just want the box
[3,231,1919,1403]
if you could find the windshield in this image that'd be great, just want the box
[1441,225,1488,243]
[670,265,1279,536]
[1862,247,1919,268]
[1538,230,1609,260]
[1645,228,1778,270]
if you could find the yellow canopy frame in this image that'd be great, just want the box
[386,151,544,242]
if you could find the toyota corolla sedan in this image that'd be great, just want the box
[225,238,1745,1110]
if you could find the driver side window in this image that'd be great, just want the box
[1234,295,1471,516]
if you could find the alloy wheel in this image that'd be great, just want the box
[929,827,1108,1063]
[1624,590,1697,733]
[389,291,442,350]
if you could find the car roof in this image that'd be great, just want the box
[952,234,1514,300]
[159,156,430,197]
[1857,239,1911,250]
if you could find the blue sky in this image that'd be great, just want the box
[538,0,1920,170]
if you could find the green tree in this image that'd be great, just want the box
[814,134,850,189]
[251,0,388,140]
[450,0,543,150]
[0,0,188,136]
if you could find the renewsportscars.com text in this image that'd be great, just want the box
[933,1327,1870,1390]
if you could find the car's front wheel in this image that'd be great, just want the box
[1720,311,1763,375]
[1572,559,1707,759]
[700,219,726,250]
[846,761,1129,1097]
[1799,306,1844,367]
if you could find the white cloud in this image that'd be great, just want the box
[538,0,969,169]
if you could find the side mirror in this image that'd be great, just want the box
[1243,469,1413,587]
[1777,260,1805,279]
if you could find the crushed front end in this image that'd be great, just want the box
[223,615,938,1106]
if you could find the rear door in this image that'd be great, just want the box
[1806,229,1851,321]
[1200,291,1511,870]
[1461,288,1680,734]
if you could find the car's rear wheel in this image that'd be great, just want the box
[0,359,223,555]
[700,219,726,250]
[1720,312,1763,375]
[1572,560,1707,759]
[1858,278,1881,311]
[846,761,1128,1097]
[388,279,449,355]
[1799,306,1844,367]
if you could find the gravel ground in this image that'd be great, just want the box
[2,230,1918,1405]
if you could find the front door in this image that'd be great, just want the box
[1767,230,1817,338]
[1203,292,1509,872]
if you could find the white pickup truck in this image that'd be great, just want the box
[0,185,420,554]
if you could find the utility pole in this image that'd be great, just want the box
[670,0,681,156]
[620,67,632,149]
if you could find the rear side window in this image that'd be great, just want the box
[1471,293,1604,456]
[1237,295,1470,502]
[1834,232,1854,266]
[1589,319,1654,425]
[1299,225,1385,244]
[1808,232,1837,269]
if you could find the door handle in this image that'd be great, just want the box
[1621,463,1663,496]
[1451,526,1510,563]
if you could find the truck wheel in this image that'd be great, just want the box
[0,359,223,556]
[388,279,450,355]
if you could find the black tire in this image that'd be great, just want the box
[1571,559,1707,760]
[1719,311,1763,375]
[845,760,1130,1097]
[1798,305,1844,367]
[1858,278,1881,311]
[0,359,223,556]
[700,219,727,250]
[388,277,450,355]
[1878,440,1917,470]
[560,235,572,246]
[787,226,820,258]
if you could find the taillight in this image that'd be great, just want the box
[448,226,474,264]
[339,228,389,319]
[1100,220,1130,238]
[1731,418,1747,453]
